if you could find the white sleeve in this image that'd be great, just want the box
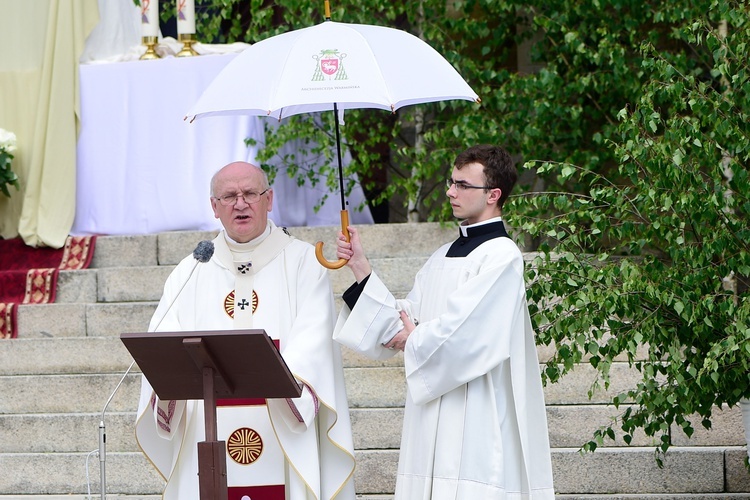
[333,271,403,360]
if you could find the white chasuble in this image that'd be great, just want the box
[136,222,356,500]
[335,221,555,499]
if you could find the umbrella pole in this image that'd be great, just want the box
[315,102,351,270]
[333,102,346,210]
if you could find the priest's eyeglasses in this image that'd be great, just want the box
[446,178,493,191]
[214,189,269,206]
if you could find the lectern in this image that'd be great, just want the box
[121,329,302,500]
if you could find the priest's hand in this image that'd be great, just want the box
[337,225,372,282]
[384,311,416,351]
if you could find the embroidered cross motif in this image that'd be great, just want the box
[224,290,259,318]
[237,263,252,274]
[237,298,250,310]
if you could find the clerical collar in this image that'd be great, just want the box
[225,222,272,259]
[458,216,503,237]
[447,217,509,257]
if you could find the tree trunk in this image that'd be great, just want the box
[408,106,425,222]
[406,0,426,223]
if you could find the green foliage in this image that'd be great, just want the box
[512,0,750,459]
[191,0,723,222]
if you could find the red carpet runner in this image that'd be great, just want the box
[0,236,96,339]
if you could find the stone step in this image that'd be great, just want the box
[0,452,164,496]
[92,258,426,305]
[0,363,704,414]
[0,448,747,496]
[533,497,750,500]
[12,307,645,379]
[0,370,409,415]
[0,497,164,500]
[0,410,403,456]
[0,497,392,500]
[0,362,663,415]
[0,338,406,375]
[49,255,428,311]
[2,496,750,500]
[1,404,744,455]
[3,313,577,372]
[0,337,132,374]
[16,296,370,338]
[15,299,644,366]
[17,299,369,339]
[548,447,750,495]
[0,410,403,454]
[0,338,408,375]
[89,223,459,269]
[16,302,158,339]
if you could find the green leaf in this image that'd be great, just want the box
[674,301,685,315]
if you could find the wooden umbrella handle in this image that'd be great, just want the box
[315,210,350,269]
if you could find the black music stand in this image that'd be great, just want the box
[121,329,302,500]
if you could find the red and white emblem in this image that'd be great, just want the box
[320,58,339,75]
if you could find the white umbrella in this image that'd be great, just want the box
[186,5,479,268]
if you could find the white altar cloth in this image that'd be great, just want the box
[72,53,372,236]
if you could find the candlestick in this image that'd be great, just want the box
[177,34,198,57]
[140,36,160,60]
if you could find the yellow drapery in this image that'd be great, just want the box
[0,0,99,248]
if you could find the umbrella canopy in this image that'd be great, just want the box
[185,20,478,122]
[186,15,479,268]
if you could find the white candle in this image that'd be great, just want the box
[177,0,196,35]
[140,0,159,37]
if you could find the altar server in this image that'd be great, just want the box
[334,145,555,499]
[136,161,355,499]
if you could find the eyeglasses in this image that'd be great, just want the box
[446,178,494,191]
[214,189,269,206]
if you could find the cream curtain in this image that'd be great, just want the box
[0,0,98,247]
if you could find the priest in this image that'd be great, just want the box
[334,145,555,499]
[135,161,355,499]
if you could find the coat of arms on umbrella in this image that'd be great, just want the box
[312,50,348,81]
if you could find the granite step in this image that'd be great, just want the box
[0,362,664,414]
[16,302,158,339]
[89,258,427,305]
[88,223,459,269]
[0,448,747,496]
[1,404,743,455]
[2,497,750,500]
[17,298,364,339]
[0,338,406,375]
[0,409,403,454]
